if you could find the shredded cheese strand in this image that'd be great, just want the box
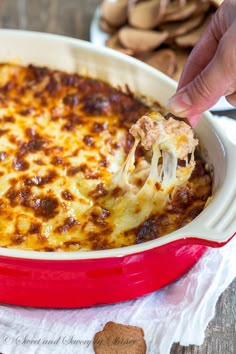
[107,112,198,237]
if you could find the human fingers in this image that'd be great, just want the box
[226,91,236,107]
[186,114,201,128]
[177,14,221,90]
[167,20,236,124]
[178,0,234,90]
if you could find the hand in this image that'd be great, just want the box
[167,0,236,126]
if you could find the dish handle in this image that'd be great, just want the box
[174,117,236,248]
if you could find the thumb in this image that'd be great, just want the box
[167,23,236,125]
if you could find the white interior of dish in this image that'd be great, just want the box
[0,30,235,260]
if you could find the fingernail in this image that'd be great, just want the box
[167,91,192,116]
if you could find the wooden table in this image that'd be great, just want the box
[0,1,235,353]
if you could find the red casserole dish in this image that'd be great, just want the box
[0,30,235,308]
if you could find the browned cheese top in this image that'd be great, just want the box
[0,64,212,251]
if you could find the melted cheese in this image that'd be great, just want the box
[107,112,198,237]
[0,63,212,251]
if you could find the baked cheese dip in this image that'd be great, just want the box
[0,64,212,251]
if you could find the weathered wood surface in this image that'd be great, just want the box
[0,1,235,353]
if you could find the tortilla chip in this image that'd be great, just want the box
[99,17,118,34]
[175,15,211,47]
[118,26,168,52]
[160,13,205,39]
[93,321,146,354]
[106,33,134,55]
[172,49,189,81]
[128,0,163,30]
[161,0,198,23]
[101,0,128,27]
[144,48,177,77]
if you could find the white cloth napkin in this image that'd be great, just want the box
[0,116,235,354]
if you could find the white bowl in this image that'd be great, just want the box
[0,30,235,307]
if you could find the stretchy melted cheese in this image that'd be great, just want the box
[0,64,212,251]
[109,112,198,237]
